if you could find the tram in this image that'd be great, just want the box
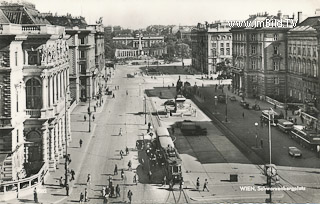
[156,127,182,184]
[289,125,320,150]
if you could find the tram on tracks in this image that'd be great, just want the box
[156,127,182,184]
[289,125,320,150]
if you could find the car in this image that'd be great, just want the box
[288,147,302,157]
[252,104,261,111]
[218,94,226,103]
[229,96,237,101]
[164,100,175,106]
[240,100,250,109]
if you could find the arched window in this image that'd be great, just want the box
[313,60,317,77]
[26,78,42,109]
[297,58,301,73]
[302,59,306,74]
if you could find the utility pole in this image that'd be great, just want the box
[144,96,147,124]
[225,92,228,122]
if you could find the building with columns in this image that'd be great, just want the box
[45,15,105,103]
[287,16,320,108]
[191,21,232,75]
[0,2,70,183]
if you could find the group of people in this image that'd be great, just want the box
[196,177,209,192]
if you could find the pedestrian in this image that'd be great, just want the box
[84,188,88,202]
[148,171,152,182]
[119,128,122,136]
[133,173,137,184]
[260,139,264,148]
[127,190,133,203]
[59,176,63,186]
[115,86,117,90]
[94,105,96,112]
[108,176,113,188]
[126,146,129,155]
[179,179,184,190]
[114,164,118,175]
[120,150,123,159]
[163,175,167,186]
[34,187,38,203]
[79,192,84,203]
[118,85,119,90]
[116,184,120,197]
[128,160,132,171]
[92,114,95,121]
[102,98,104,104]
[126,90,128,95]
[121,169,124,180]
[112,93,115,98]
[68,154,72,165]
[70,169,75,181]
[242,112,244,118]
[84,115,87,121]
[196,177,200,190]
[102,186,106,197]
[103,194,108,204]
[66,183,69,196]
[87,174,91,186]
[110,185,115,197]
[79,139,83,148]
[203,179,209,191]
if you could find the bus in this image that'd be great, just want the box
[277,119,294,133]
[261,109,282,126]
[289,125,320,150]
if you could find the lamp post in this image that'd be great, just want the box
[268,108,272,164]
[144,96,147,124]
[255,122,258,148]
[214,95,218,114]
[88,70,95,133]
[225,92,228,122]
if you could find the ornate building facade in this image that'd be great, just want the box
[191,21,232,75]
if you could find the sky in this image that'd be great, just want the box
[21,0,320,29]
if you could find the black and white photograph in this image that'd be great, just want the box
[0,0,319,203]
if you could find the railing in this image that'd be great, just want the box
[0,162,48,201]
[21,25,40,32]
[25,109,41,118]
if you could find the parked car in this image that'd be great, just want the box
[218,94,226,103]
[288,147,302,157]
[240,100,250,109]
[229,96,237,101]
[164,100,175,106]
[252,104,261,111]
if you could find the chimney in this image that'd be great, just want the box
[277,10,282,19]
[298,11,302,24]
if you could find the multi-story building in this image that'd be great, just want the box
[191,21,232,74]
[231,12,295,99]
[45,14,105,103]
[114,34,166,58]
[287,16,320,108]
[0,2,70,184]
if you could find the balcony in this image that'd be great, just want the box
[25,109,41,118]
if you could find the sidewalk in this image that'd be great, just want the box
[2,96,108,204]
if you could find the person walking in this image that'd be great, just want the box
[94,105,97,112]
[59,176,64,186]
[119,128,122,136]
[34,187,38,203]
[114,164,118,175]
[120,150,123,159]
[242,112,245,118]
[128,160,132,171]
[66,183,69,196]
[121,169,124,180]
[127,190,133,203]
[79,139,83,148]
[84,115,87,121]
[87,174,91,186]
[116,184,121,197]
[163,175,167,186]
[92,114,95,121]
[133,173,137,185]
[203,179,209,191]
[126,146,129,155]
[126,90,128,95]
[196,177,200,191]
[70,169,75,181]
[79,192,84,203]
[102,186,106,198]
[84,188,88,202]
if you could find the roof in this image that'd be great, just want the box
[45,16,87,28]
[159,136,174,149]
[156,127,170,137]
[290,16,320,32]
[0,9,9,23]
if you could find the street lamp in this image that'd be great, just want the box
[225,92,228,122]
[88,69,96,133]
[254,122,258,148]
[214,95,218,114]
[144,96,147,124]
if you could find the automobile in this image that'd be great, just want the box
[164,100,175,106]
[288,147,302,157]
[131,62,140,65]
[229,96,237,101]
[252,104,261,111]
[240,100,250,109]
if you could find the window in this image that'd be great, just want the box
[17,129,19,143]
[220,48,224,55]
[226,43,230,47]
[251,34,256,41]
[80,37,85,44]
[289,46,292,54]
[220,43,224,47]
[297,47,301,55]
[274,46,278,55]
[302,47,306,56]
[212,43,216,47]
[15,51,18,66]
[273,34,278,41]
[273,60,280,71]
[313,47,317,57]
[80,51,85,58]
[307,48,311,57]
[251,60,256,69]
[212,48,216,56]
[251,45,256,54]
[226,48,230,55]
[26,78,42,109]
[293,47,296,55]
[274,77,279,84]
[313,62,317,77]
